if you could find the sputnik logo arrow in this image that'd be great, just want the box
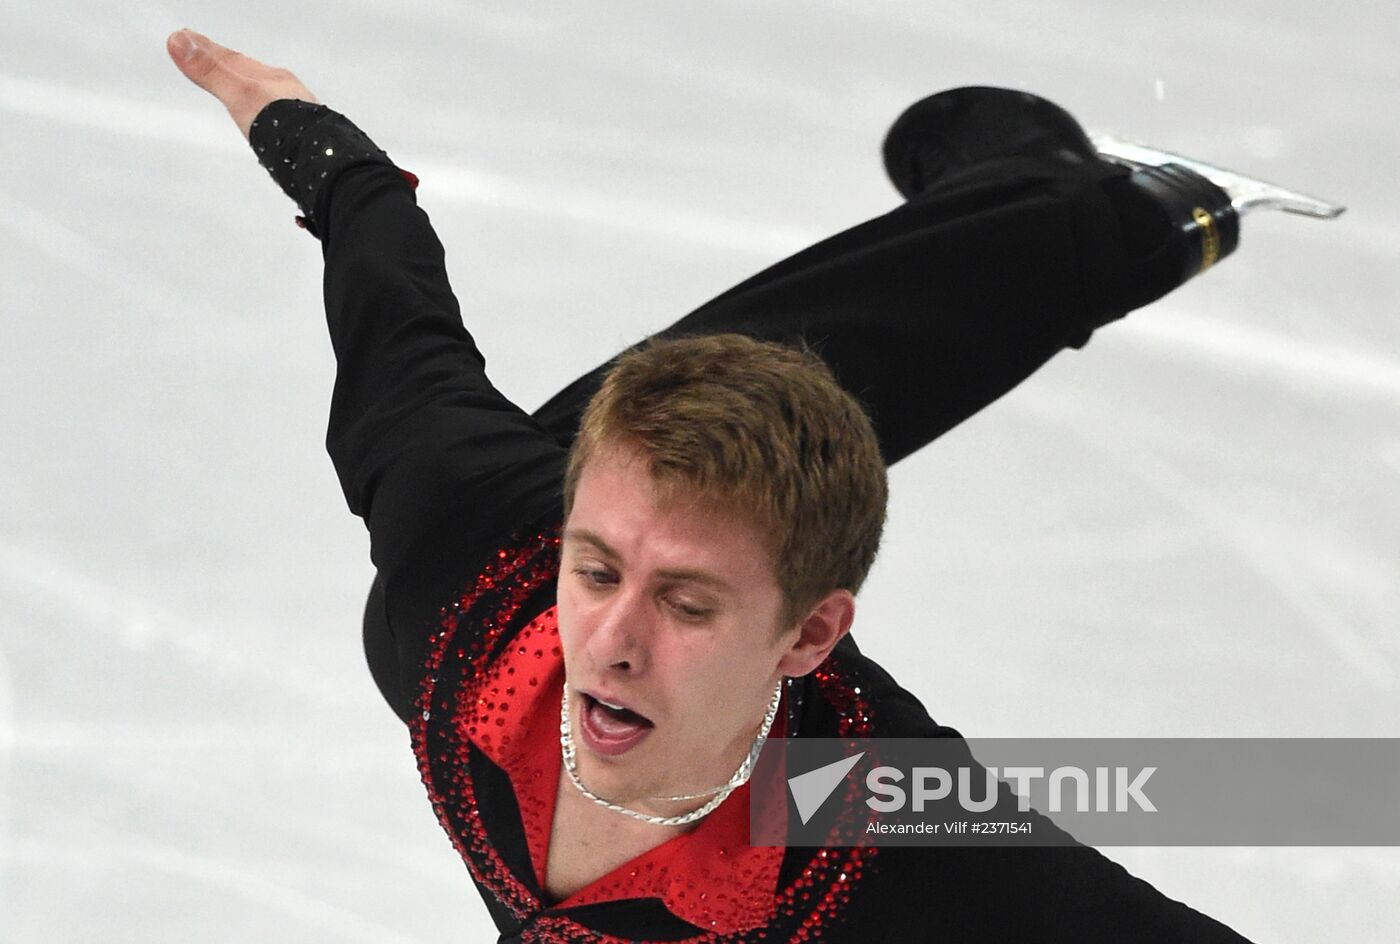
[787,751,865,825]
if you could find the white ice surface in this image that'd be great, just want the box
[2,2,1397,941]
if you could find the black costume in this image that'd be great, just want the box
[248,95,1252,942]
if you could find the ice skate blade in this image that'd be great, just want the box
[1090,133,1346,219]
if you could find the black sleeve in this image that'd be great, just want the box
[248,99,566,601]
[831,637,1256,942]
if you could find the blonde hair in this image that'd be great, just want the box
[563,334,888,630]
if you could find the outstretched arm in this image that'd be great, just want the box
[167,29,565,620]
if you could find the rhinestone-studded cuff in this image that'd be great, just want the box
[248,99,419,240]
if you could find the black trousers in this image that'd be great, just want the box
[364,152,1193,720]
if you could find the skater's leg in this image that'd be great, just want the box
[532,152,1189,464]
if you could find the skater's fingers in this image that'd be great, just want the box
[166,30,269,100]
[166,29,320,142]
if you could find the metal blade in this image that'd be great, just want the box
[1090,133,1346,219]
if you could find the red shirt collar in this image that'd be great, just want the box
[465,605,787,934]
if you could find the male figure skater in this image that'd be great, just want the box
[168,27,1338,942]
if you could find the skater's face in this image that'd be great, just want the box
[557,441,851,815]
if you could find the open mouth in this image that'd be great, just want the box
[579,691,655,756]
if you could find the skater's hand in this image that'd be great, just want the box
[166,29,320,142]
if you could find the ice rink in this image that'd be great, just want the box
[2,2,1398,940]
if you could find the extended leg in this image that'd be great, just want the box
[531,153,1182,464]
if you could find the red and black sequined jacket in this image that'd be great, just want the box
[249,100,1254,943]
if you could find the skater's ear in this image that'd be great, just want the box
[774,589,854,678]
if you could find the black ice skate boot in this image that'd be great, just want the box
[881,86,1100,198]
[882,86,1345,289]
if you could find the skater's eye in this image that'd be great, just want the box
[572,566,617,589]
[664,596,714,622]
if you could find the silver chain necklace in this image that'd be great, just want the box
[559,678,785,827]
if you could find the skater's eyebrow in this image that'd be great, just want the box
[563,528,621,559]
[562,528,735,592]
